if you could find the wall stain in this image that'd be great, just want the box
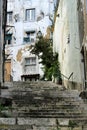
[45,26,51,39]
[16,49,22,62]
[16,45,30,62]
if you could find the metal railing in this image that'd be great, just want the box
[61,72,73,80]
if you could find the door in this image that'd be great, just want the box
[4,59,11,82]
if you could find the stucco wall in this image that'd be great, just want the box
[53,0,83,89]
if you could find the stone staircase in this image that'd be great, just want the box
[0,81,87,130]
[5,81,86,119]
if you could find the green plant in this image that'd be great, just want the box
[31,36,62,82]
[0,104,5,112]
[68,120,78,130]
[0,104,12,112]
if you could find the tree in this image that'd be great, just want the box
[31,36,62,83]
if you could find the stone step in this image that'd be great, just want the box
[12,96,82,103]
[12,81,79,92]
[11,92,80,100]
[12,109,83,114]
[12,96,81,101]
[12,111,87,118]
[12,102,83,109]
[13,104,83,110]
[3,110,84,117]
[12,97,81,103]
[11,87,79,94]
[12,105,84,110]
[11,94,80,99]
[12,105,84,114]
[12,102,82,107]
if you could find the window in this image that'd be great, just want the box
[7,12,13,23]
[23,31,35,43]
[24,57,36,74]
[5,34,12,45]
[25,57,36,65]
[25,8,35,21]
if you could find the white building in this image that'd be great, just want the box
[5,0,54,82]
[53,0,84,90]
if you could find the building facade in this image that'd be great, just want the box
[5,0,54,82]
[53,0,84,90]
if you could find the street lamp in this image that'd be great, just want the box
[36,30,42,39]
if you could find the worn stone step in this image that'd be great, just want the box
[12,98,82,105]
[11,88,79,93]
[11,92,81,100]
[12,95,83,104]
[12,103,82,110]
[12,96,82,101]
[12,103,84,109]
[13,112,87,118]
[13,110,84,115]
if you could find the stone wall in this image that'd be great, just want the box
[63,80,83,91]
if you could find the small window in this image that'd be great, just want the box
[7,12,13,23]
[25,8,35,21]
[5,34,12,45]
[25,57,36,65]
[23,31,35,44]
[24,57,36,74]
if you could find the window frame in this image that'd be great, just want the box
[23,31,36,44]
[25,57,36,66]
[24,57,36,74]
[25,8,35,21]
[7,11,13,23]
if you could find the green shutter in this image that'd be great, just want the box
[5,34,12,40]
[23,37,30,43]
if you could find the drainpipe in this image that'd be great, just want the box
[0,0,3,89]
[83,47,87,90]
[2,0,7,85]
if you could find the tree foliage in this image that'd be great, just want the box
[31,36,62,82]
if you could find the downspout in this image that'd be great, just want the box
[49,0,54,25]
[0,0,3,87]
[2,0,7,84]
[83,47,87,90]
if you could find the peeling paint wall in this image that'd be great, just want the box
[6,0,55,81]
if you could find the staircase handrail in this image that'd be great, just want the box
[61,72,73,80]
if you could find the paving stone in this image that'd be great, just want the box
[0,118,15,125]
